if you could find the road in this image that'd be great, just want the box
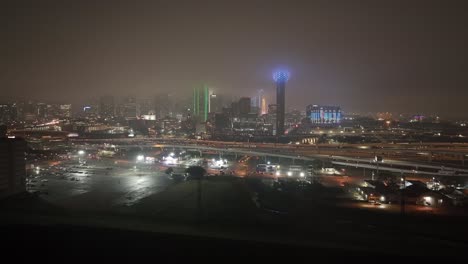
[74,140,468,177]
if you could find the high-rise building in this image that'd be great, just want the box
[238,97,251,116]
[231,101,239,117]
[0,137,26,198]
[0,103,18,123]
[139,98,154,116]
[46,104,59,119]
[37,103,48,120]
[22,101,37,122]
[252,90,267,115]
[193,84,210,122]
[80,100,99,118]
[268,104,277,114]
[59,104,72,118]
[261,96,267,115]
[122,96,138,120]
[155,93,174,119]
[0,124,6,137]
[209,94,222,113]
[273,70,290,136]
[99,96,115,118]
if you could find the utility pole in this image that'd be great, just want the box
[400,171,406,217]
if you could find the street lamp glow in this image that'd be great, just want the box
[136,155,144,162]
[78,150,85,155]
[275,171,281,176]
[300,172,305,177]
[287,171,293,177]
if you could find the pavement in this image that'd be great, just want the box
[27,159,172,212]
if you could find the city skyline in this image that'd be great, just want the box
[3,1,468,256]
[0,92,458,121]
[3,0,468,118]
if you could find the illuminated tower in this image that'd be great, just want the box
[193,84,210,122]
[273,70,290,136]
[253,89,267,115]
[260,97,267,115]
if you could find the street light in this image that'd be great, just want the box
[136,155,144,162]
[78,150,85,163]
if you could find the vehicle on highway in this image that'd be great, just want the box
[256,163,279,173]
[170,173,186,182]
[286,165,306,177]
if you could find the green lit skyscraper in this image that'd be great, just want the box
[193,84,210,122]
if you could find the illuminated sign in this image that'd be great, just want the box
[307,105,342,125]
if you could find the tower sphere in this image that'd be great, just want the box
[273,70,290,82]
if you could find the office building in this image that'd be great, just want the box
[22,101,37,122]
[46,104,60,119]
[122,96,138,120]
[252,90,267,115]
[37,103,48,120]
[0,103,18,123]
[209,94,222,113]
[99,96,115,118]
[81,102,99,118]
[41,103,72,120]
[155,93,174,119]
[193,85,210,122]
[273,71,290,135]
[0,137,27,198]
[238,97,251,116]
[139,98,154,116]
[0,124,6,137]
[59,104,72,118]
[230,101,239,118]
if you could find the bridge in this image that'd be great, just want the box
[70,138,468,177]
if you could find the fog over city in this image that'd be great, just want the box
[3,0,468,117]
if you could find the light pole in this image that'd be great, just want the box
[400,171,406,217]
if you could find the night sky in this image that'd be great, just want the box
[3,0,468,118]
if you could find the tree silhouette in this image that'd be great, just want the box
[165,167,173,175]
[186,166,206,221]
